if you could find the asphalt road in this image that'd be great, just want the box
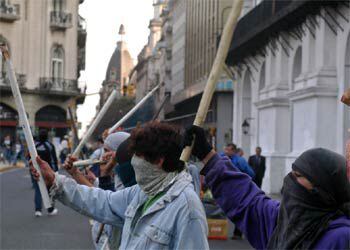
[0,168,253,250]
[0,168,94,250]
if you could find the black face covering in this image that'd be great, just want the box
[267,148,350,250]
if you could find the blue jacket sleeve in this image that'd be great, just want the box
[202,153,280,249]
[237,157,255,178]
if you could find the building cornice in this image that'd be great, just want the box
[255,97,290,109]
[287,85,338,102]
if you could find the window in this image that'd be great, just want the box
[0,35,9,81]
[53,0,63,12]
[51,46,64,80]
[292,46,302,81]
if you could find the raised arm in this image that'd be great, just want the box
[52,173,136,227]
[183,125,280,249]
[30,156,136,228]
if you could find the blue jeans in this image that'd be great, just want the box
[4,148,12,164]
[31,174,54,212]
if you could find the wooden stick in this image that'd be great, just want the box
[72,89,118,157]
[0,46,52,208]
[180,0,244,162]
[341,88,350,106]
[96,223,105,244]
[343,88,350,180]
[108,84,160,134]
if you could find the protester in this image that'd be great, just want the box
[248,146,266,188]
[32,129,59,217]
[184,125,350,249]
[31,122,209,249]
[221,143,255,178]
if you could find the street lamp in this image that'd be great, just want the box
[242,119,250,135]
[242,117,254,135]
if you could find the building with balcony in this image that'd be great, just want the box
[0,0,86,143]
[226,0,350,193]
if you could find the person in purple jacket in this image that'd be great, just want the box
[184,125,350,250]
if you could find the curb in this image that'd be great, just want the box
[0,164,25,173]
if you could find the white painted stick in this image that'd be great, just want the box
[180,0,244,162]
[73,159,107,168]
[72,89,118,157]
[0,47,52,208]
[108,84,160,134]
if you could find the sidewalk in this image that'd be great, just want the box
[0,161,25,173]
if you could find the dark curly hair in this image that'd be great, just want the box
[129,121,184,172]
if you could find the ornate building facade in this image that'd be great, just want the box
[227,0,350,193]
[0,0,86,141]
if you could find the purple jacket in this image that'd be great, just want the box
[203,154,350,250]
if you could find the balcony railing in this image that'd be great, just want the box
[0,3,20,22]
[0,73,26,87]
[39,78,80,93]
[50,11,73,30]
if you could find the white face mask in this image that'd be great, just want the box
[131,154,178,196]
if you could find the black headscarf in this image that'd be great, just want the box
[267,148,350,250]
[115,139,136,187]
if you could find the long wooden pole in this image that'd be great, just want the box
[180,0,244,162]
[73,89,118,157]
[108,84,160,134]
[0,46,52,208]
[342,88,350,180]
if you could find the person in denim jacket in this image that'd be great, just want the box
[31,122,208,250]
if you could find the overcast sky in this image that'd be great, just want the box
[77,0,154,135]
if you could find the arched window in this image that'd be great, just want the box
[259,62,266,91]
[0,35,9,82]
[51,45,64,80]
[292,46,302,82]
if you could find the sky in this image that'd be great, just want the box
[77,0,154,135]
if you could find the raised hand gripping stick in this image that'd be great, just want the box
[180,0,244,162]
[0,46,52,208]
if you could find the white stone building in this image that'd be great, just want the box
[0,0,86,141]
[227,1,350,193]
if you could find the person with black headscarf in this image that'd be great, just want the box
[184,125,350,250]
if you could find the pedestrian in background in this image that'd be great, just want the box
[11,139,24,167]
[2,135,13,165]
[59,135,69,164]
[237,147,244,157]
[221,143,255,178]
[32,129,58,217]
[249,146,266,188]
[89,137,104,177]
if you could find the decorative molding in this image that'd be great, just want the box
[255,96,290,109]
[287,85,338,101]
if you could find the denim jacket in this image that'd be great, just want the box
[51,171,209,250]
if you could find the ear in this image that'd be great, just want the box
[156,157,165,169]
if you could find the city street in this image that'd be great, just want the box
[0,168,252,250]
